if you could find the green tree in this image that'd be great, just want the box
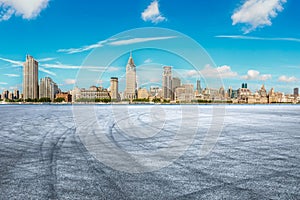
[39,97,51,102]
[54,98,65,103]
[152,98,161,103]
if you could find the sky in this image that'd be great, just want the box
[0,0,299,94]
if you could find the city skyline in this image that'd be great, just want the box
[1,53,299,105]
[0,0,300,94]
[0,52,299,103]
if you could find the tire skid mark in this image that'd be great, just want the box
[73,122,130,199]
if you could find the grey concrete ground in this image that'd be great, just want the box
[0,105,299,199]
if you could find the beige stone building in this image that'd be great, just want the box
[175,84,194,103]
[71,86,110,102]
[23,55,39,100]
[125,53,137,100]
[138,88,149,99]
[110,77,119,101]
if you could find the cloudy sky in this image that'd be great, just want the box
[0,0,299,93]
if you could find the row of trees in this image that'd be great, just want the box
[76,98,111,103]
[0,98,66,103]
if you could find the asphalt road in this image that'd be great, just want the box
[0,105,299,199]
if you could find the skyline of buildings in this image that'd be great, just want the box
[0,54,300,104]
[0,1,299,99]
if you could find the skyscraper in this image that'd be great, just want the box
[23,55,39,100]
[13,89,19,100]
[172,77,181,100]
[294,88,299,97]
[196,80,202,94]
[39,77,58,101]
[110,77,119,101]
[2,90,9,100]
[162,66,172,100]
[125,53,137,100]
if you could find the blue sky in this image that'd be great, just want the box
[0,0,299,94]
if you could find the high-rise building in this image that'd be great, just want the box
[13,89,19,100]
[110,77,119,101]
[219,87,225,99]
[228,87,233,99]
[23,55,39,100]
[172,77,181,100]
[125,53,137,100]
[8,92,14,100]
[39,77,58,101]
[196,80,202,94]
[2,90,9,100]
[162,66,172,100]
[294,88,299,97]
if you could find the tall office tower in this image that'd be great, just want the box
[23,55,39,100]
[39,77,58,101]
[162,66,172,100]
[172,77,181,100]
[13,89,19,99]
[228,87,233,98]
[196,80,202,94]
[2,90,9,99]
[125,53,137,100]
[294,88,299,97]
[219,86,225,98]
[8,92,14,100]
[110,77,119,100]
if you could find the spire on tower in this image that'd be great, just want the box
[127,51,135,65]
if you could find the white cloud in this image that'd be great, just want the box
[37,57,56,62]
[0,57,23,66]
[0,56,56,76]
[0,0,49,21]
[231,0,287,33]
[39,67,56,76]
[41,63,120,72]
[57,36,176,54]
[57,40,109,54]
[64,79,76,85]
[186,70,199,77]
[260,74,272,81]
[0,82,8,85]
[242,70,272,80]
[215,35,300,43]
[187,64,238,78]
[109,36,176,46]
[141,0,166,24]
[216,65,239,78]
[4,73,19,77]
[278,75,298,83]
[144,58,152,64]
[95,80,103,85]
[42,63,85,69]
